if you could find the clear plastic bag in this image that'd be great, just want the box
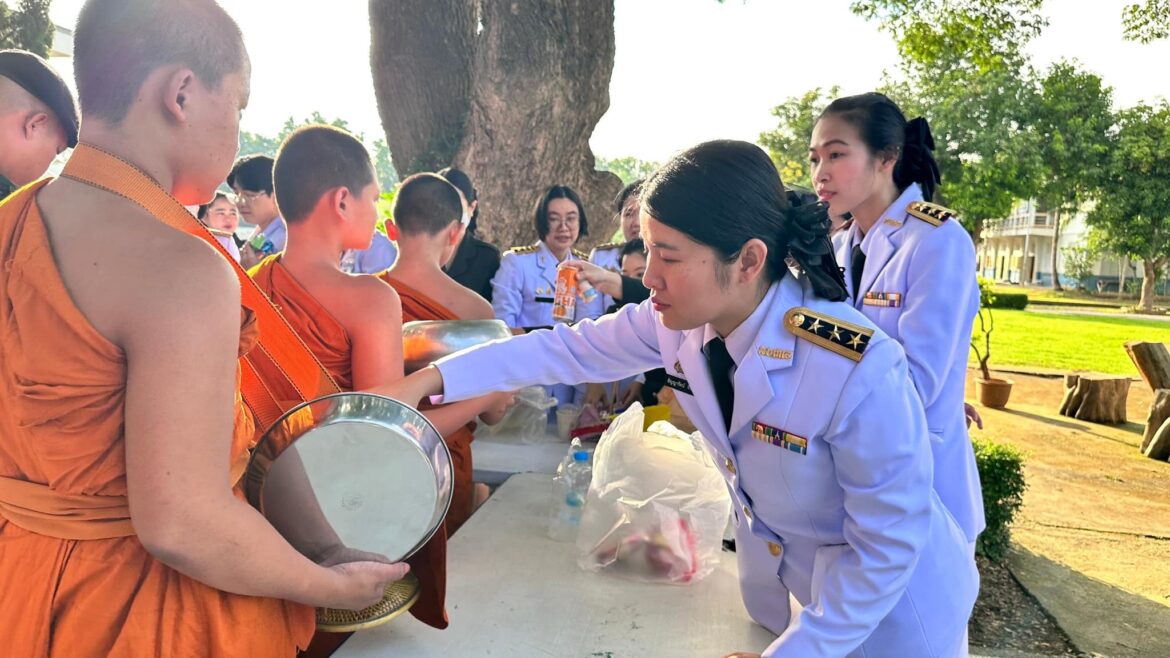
[576,403,731,584]
[481,386,557,444]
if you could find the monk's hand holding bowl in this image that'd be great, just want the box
[322,561,411,611]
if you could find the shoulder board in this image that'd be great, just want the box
[592,242,623,251]
[573,249,589,260]
[506,244,540,255]
[906,201,956,227]
[783,307,874,362]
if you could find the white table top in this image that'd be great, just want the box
[335,473,776,658]
[471,424,572,485]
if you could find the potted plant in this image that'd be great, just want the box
[971,277,1013,408]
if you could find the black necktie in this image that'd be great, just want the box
[704,337,735,432]
[851,243,867,299]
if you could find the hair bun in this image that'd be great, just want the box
[782,201,848,302]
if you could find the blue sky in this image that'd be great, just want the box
[36,0,1170,162]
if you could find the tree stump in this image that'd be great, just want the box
[1142,389,1170,461]
[1125,341,1170,391]
[1058,374,1130,424]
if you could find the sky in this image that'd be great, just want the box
[31,0,1170,163]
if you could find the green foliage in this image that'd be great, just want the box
[596,156,661,185]
[1122,0,1170,43]
[973,438,1027,562]
[1087,101,1170,310]
[987,292,1028,310]
[971,277,996,379]
[758,87,839,189]
[1063,242,1102,290]
[0,0,53,57]
[237,112,399,195]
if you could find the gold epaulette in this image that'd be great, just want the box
[592,241,623,251]
[572,248,589,260]
[505,244,540,255]
[784,307,873,362]
[906,201,956,227]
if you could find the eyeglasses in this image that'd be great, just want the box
[235,190,269,204]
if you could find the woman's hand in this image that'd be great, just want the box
[620,381,644,409]
[561,259,623,299]
[964,402,983,430]
[320,561,411,610]
[479,391,517,425]
[584,382,609,409]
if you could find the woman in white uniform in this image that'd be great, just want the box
[810,92,985,548]
[385,140,977,657]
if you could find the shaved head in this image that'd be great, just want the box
[74,0,247,123]
[0,76,49,114]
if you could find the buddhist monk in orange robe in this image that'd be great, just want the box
[378,170,507,533]
[0,3,408,656]
[249,129,510,655]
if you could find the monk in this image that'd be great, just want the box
[380,172,502,532]
[249,127,510,653]
[0,2,409,656]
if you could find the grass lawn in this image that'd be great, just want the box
[992,285,1125,308]
[972,309,1170,375]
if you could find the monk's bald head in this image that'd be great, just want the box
[74,0,247,124]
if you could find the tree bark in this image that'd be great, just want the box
[1117,255,1128,299]
[1126,341,1170,391]
[1139,259,1157,311]
[1058,373,1130,424]
[369,0,623,252]
[454,0,622,250]
[1049,206,1063,291]
[369,0,475,175]
[1141,389,1170,459]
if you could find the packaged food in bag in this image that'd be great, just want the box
[575,403,731,584]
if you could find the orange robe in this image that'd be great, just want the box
[0,182,315,657]
[379,275,478,535]
[250,257,450,642]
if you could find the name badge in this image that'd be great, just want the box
[665,374,692,395]
[751,421,807,455]
[534,296,554,303]
[863,292,902,308]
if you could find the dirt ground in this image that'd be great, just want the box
[968,369,1170,606]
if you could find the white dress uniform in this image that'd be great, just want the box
[588,241,623,310]
[491,240,607,409]
[436,274,978,657]
[833,183,985,544]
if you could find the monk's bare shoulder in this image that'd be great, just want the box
[329,273,403,333]
[444,277,494,320]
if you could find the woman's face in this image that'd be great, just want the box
[641,214,731,331]
[542,197,580,254]
[619,194,640,240]
[808,115,886,220]
[204,196,240,232]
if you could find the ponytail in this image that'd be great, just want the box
[894,117,941,201]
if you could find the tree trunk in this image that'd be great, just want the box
[1117,255,1128,299]
[454,0,622,250]
[1049,206,1063,291]
[369,0,475,175]
[1141,389,1170,459]
[369,0,623,252]
[1125,341,1170,391]
[1140,260,1157,311]
[1058,373,1130,424]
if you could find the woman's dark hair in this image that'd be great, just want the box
[641,140,846,301]
[613,179,643,213]
[619,238,646,260]
[438,167,479,233]
[196,191,232,221]
[533,185,588,241]
[818,92,941,201]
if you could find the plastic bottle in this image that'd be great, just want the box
[549,440,592,542]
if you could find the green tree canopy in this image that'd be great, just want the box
[1088,101,1170,310]
[758,86,839,189]
[1122,0,1170,43]
[595,155,660,186]
[0,0,53,57]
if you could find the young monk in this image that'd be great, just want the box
[0,2,408,656]
[380,172,502,533]
[249,127,510,647]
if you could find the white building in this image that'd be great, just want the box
[977,199,1152,293]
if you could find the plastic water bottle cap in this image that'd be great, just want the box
[573,450,589,461]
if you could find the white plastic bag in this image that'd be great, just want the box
[576,403,731,584]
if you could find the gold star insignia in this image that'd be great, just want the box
[848,333,865,349]
[808,319,823,332]
[829,326,842,341]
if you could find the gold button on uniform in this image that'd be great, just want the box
[724,457,736,474]
[768,542,782,557]
[742,505,752,520]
